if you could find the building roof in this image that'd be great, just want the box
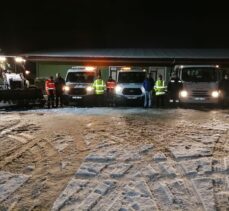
[23,49,229,65]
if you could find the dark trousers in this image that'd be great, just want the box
[156,95,165,108]
[220,90,229,106]
[47,91,55,108]
[56,92,63,107]
[95,94,104,107]
[106,90,115,106]
[169,92,180,103]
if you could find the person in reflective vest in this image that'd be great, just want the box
[154,74,166,108]
[45,76,56,108]
[106,75,116,106]
[93,74,106,106]
[167,73,183,106]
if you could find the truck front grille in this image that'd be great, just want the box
[10,81,22,89]
[122,88,142,95]
[69,88,86,95]
[192,90,209,97]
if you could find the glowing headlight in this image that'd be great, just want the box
[86,86,94,92]
[0,56,6,62]
[180,90,188,98]
[115,85,122,93]
[25,70,30,75]
[63,86,70,92]
[141,87,146,94]
[211,90,219,98]
[15,57,26,63]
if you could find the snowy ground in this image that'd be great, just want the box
[0,107,229,210]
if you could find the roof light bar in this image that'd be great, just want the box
[15,57,26,63]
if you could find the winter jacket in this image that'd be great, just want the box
[55,77,65,93]
[143,78,154,92]
[219,79,229,97]
[167,77,183,93]
[106,79,116,90]
[45,79,55,95]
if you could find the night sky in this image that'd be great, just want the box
[0,1,229,53]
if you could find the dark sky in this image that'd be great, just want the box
[1,1,229,53]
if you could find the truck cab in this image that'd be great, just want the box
[2,72,25,89]
[174,65,221,104]
[114,68,146,105]
[63,66,96,105]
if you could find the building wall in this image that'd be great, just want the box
[36,63,73,79]
[36,62,110,81]
[36,63,174,84]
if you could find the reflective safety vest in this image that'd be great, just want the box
[154,80,166,96]
[106,80,116,90]
[45,79,56,95]
[93,79,106,95]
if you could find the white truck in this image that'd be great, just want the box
[0,71,45,106]
[114,68,146,105]
[173,65,221,104]
[63,66,96,105]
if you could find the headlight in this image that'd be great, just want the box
[115,85,122,93]
[86,86,94,92]
[211,90,219,98]
[141,87,146,94]
[63,86,70,92]
[180,90,188,98]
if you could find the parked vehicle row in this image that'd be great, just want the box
[60,65,229,107]
[1,63,229,108]
[62,66,147,106]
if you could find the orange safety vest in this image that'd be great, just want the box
[106,80,116,89]
[45,79,56,94]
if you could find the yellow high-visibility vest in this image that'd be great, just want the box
[93,79,106,95]
[154,80,166,96]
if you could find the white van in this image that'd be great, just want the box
[63,66,96,105]
[115,68,146,105]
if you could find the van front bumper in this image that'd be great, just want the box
[115,94,144,105]
[179,96,219,104]
[63,94,94,104]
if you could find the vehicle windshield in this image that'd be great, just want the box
[118,72,146,83]
[181,67,217,82]
[66,72,95,83]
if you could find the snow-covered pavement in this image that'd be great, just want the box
[52,119,229,211]
[0,108,229,210]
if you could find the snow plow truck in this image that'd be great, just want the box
[0,56,45,107]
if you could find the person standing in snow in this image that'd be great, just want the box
[55,73,65,107]
[154,74,166,108]
[143,73,154,108]
[45,76,56,108]
[93,74,106,106]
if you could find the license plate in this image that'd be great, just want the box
[127,96,138,99]
[72,96,82,99]
[194,97,205,101]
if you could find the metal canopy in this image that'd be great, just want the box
[23,49,229,65]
